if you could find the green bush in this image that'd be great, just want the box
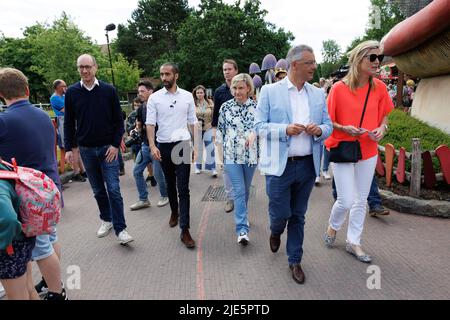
[380,108,450,173]
[380,109,450,151]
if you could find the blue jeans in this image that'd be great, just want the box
[79,145,126,235]
[265,156,316,265]
[196,129,216,171]
[225,163,256,235]
[133,143,167,201]
[332,175,382,210]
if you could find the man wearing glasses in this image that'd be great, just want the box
[64,54,134,245]
[146,62,197,249]
[255,45,332,284]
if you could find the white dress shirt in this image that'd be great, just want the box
[146,86,197,143]
[287,78,312,156]
[80,78,99,91]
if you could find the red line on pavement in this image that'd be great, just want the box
[196,179,218,300]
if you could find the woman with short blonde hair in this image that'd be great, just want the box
[217,73,258,246]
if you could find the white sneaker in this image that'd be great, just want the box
[195,168,201,174]
[157,197,169,207]
[118,229,134,245]
[130,200,151,211]
[97,221,113,238]
[0,283,5,299]
[237,232,249,246]
[315,177,320,185]
[323,171,331,180]
[212,170,218,177]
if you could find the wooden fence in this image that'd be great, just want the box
[376,138,450,197]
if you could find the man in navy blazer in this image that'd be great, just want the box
[255,45,333,284]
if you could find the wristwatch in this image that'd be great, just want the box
[382,124,388,131]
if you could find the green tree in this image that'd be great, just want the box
[322,39,341,64]
[27,13,102,88]
[115,0,191,76]
[0,35,47,102]
[320,39,341,79]
[168,0,294,89]
[101,54,142,98]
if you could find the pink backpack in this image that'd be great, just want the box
[0,158,61,237]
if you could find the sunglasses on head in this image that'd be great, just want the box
[366,54,384,63]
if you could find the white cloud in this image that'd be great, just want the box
[0,0,371,62]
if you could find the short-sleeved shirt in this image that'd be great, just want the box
[217,98,258,165]
[50,94,65,117]
[146,87,197,143]
[325,78,394,160]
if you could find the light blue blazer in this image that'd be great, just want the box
[255,78,333,177]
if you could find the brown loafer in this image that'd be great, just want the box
[270,234,281,253]
[289,263,305,284]
[180,229,195,249]
[169,211,179,228]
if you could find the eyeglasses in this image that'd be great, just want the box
[170,100,177,108]
[301,60,317,66]
[365,54,384,63]
[77,65,94,71]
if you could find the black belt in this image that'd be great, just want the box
[287,155,312,162]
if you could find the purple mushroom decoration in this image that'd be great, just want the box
[253,75,263,100]
[249,62,261,75]
[261,54,277,84]
[275,58,289,71]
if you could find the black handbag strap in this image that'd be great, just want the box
[358,83,371,128]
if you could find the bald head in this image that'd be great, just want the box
[77,54,98,86]
[77,54,97,67]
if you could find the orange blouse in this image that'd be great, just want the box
[325,78,394,160]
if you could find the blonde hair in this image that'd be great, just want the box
[343,40,380,92]
[230,73,254,97]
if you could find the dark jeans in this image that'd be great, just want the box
[79,145,126,235]
[332,175,382,210]
[265,156,316,265]
[159,141,191,230]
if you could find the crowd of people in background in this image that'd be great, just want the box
[1,39,400,299]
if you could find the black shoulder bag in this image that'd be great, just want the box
[329,83,371,163]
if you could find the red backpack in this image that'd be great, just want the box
[0,158,61,238]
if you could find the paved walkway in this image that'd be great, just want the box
[40,159,450,300]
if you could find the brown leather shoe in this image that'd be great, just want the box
[270,234,281,253]
[180,229,195,249]
[169,212,179,228]
[289,263,305,284]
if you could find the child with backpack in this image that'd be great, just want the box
[0,161,37,300]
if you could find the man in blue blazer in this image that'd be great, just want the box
[255,45,333,284]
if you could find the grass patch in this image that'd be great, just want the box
[380,108,450,173]
[381,109,450,151]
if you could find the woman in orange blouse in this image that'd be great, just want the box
[324,40,394,263]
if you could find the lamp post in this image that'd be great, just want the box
[105,23,116,87]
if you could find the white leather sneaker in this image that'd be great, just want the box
[237,232,249,246]
[323,171,332,180]
[97,221,113,238]
[157,197,169,207]
[130,200,151,211]
[118,229,134,245]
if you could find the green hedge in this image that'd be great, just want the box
[380,109,450,151]
[379,108,450,173]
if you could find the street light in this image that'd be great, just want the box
[105,23,116,87]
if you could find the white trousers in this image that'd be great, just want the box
[329,155,377,246]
